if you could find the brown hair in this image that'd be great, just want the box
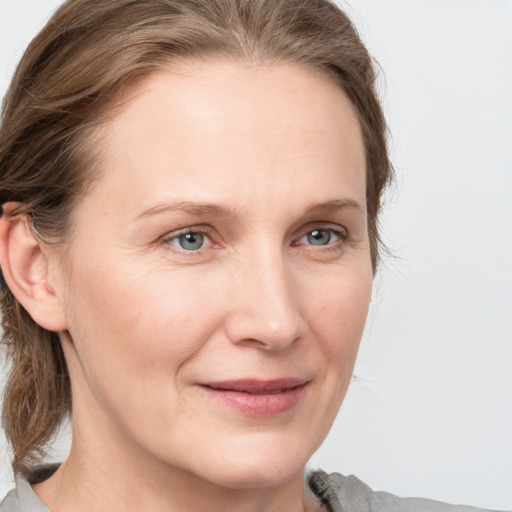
[0,0,392,471]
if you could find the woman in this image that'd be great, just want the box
[0,0,503,511]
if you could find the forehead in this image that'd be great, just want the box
[83,59,366,221]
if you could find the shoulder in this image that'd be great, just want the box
[0,465,56,512]
[308,470,505,512]
[0,490,21,512]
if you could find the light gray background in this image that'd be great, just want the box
[0,0,511,509]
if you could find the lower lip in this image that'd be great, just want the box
[199,384,307,417]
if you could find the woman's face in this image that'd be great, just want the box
[55,60,372,488]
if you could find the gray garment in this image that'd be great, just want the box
[308,471,503,512]
[0,465,504,512]
[0,466,54,512]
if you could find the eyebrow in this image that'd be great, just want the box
[136,200,236,220]
[135,198,364,221]
[302,198,365,217]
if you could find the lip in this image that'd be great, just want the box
[197,378,309,417]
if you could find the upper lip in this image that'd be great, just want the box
[198,378,308,394]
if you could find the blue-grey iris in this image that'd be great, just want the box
[307,230,331,246]
[178,233,204,250]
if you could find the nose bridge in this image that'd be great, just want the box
[226,238,304,349]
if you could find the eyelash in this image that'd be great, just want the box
[159,224,349,253]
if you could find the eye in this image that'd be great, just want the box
[306,229,333,246]
[297,228,346,247]
[164,230,210,251]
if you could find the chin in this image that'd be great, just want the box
[184,432,313,490]
[206,462,305,490]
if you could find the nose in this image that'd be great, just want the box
[224,246,305,351]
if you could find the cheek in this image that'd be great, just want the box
[305,264,372,401]
[302,262,372,349]
[61,262,230,440]
[63,259,227,379]
[290,265,372,452]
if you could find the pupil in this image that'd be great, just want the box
[179,233,204,250]
[307,230,331,246]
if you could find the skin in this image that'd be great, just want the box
[1,60,372,512]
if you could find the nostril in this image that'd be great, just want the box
[237,338,270,349]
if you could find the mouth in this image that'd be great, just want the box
[197,378,309,417]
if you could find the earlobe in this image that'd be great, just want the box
[0,203,68,332]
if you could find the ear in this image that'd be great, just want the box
[0,203,68,332]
